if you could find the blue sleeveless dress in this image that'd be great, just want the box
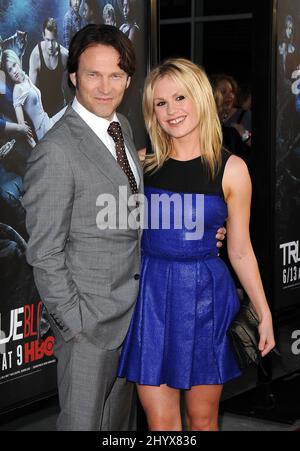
[118,152,241,389]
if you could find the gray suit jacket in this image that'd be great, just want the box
[23,106,144,350]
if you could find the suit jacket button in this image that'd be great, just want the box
[134,274,140,280]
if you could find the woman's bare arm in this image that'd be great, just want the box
[223,155,275,357]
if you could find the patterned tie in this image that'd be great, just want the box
[107,121,138,194]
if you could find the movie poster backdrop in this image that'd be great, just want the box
[275,0,300,313]
[0,0,148,413]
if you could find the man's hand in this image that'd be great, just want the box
[216,227,226,248]
[138,148,146,161]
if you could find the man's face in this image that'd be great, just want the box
[71,0,81,13]
[69,44,130,120]
[43,30,58,56]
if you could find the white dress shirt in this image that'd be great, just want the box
[72,97,140,187]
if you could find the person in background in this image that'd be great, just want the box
[29,18,68,117]
[102,3,117,27]
[212,74,252,148]
[119,0,140,43]
[2,50,66,147]
[63,0,85,49]
[278,14,298,80]
[83,0,101,24]
[212,85,250,162]
[1,42,32,141]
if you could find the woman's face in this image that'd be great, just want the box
[153,75,200,144]
[216,80,235,112]
[5,59,22,83]
[286,20,293,40]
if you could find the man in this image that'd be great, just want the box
[63,0,86,49]
[29,18,68,117]
[23,24,141,431]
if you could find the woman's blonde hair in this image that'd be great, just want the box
[2,49,23,74]
[143,58,223,178]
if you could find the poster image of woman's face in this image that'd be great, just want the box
[123,0,130,21]
[4,54,23,84]
[285,16,293,41]
[102,3,117,27]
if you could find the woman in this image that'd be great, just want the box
[119,0,140,43]
[212,73,252,147]
[1,48,32,141]
[2,50,66,148]
[212,86,250,162]
[102,3,117,27]
[278,14,299,79]
[118,59,275,431]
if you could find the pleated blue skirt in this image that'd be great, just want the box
[118,188,242,389]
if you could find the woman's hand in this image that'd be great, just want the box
[231,122,245,137]
[258,313,276,357]
[231,123,251,146]
[216,227,226,248]
[18,121,33,140]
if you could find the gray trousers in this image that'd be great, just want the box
[52,327,136,431]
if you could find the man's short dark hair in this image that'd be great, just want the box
[43,18,58,37]
[67,24,136,90]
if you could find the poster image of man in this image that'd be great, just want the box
[63,0,85,49]
[29,18,68,117]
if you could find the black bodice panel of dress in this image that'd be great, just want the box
[144,149,231,197]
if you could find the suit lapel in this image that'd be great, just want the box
[65,107,130,192]
[65,107,144,224]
